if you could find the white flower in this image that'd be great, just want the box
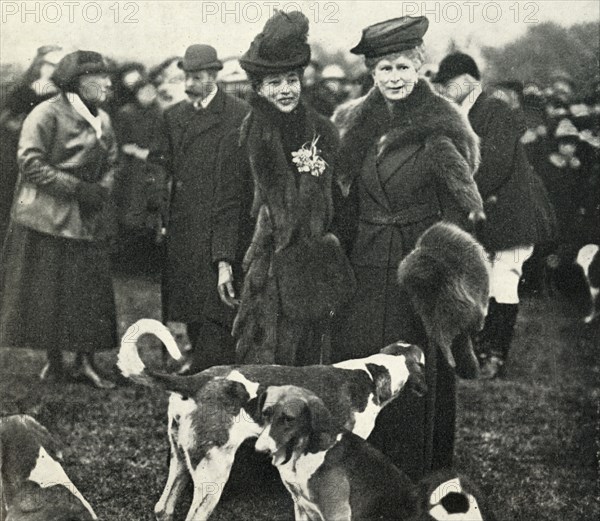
[291,135,328,178]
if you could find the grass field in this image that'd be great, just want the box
[1,272,598,521]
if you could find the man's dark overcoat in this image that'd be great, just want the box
[468,93,556,252]
[331,81,484,481]
[148,90,249,327]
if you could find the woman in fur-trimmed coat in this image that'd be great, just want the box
[213,10,354,366]
[331,15,484,481]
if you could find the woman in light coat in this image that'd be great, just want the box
[0,51,118,388]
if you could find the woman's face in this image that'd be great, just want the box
[78,73,112,105]
[257,71,301,113]
[372,54,419,102]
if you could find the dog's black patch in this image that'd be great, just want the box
[365,363,392,404]
[441,491,470,513]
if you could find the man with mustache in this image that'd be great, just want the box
[147,44,250,373]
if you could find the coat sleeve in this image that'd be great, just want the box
[211,129,252,264]
[17,104,81,196]
[474,101,523,199]
[145,110,173,217]
[427,135,484,220]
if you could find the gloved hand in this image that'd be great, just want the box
[217,261,239,308]
[75,182,109,213]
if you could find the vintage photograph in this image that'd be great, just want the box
[0,1,598,519]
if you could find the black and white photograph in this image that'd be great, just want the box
[0,1,598,519]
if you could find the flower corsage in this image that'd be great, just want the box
[291,135,327,178]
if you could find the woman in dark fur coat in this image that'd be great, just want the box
[331,16,485,481]
[213,10,354,366]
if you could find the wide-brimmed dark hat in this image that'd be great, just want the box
[51,50,109,89]
[433,52,480,85]
[178,44,223,72]
[350,16,429,59]
[240,10,311,76]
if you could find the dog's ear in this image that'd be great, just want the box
[305,394,335,453]
[365,363,393,404]
[405,359,428,398]
[256,388,270,420]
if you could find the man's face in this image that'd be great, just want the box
[184,69,216,101]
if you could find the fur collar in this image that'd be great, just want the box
[334,81,479,195]
[240,95,336,249]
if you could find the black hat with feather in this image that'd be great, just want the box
[240,10,311,77]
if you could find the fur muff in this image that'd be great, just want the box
[333,81,483,217]
[397,222,490,373]
[233,96,355,364]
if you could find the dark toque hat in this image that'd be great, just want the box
[51,50,109,90]
[433,52,480,84]
[240,10,311,76]
[178,44,223,72]
[350,16,429,58]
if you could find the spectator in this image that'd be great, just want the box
[0,50,118,388]
[433,52,556,379]
[0,45,64,246]
[147,44,249,374]
[214,10,354,366]
[112,80,165,262]
[332,17,484,481]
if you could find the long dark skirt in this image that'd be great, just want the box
[0,223,117,352]
[332,265,456,481]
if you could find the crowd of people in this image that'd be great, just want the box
[0,11,598,490]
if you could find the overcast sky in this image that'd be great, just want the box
[1,0,599,68]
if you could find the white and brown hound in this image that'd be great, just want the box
[117,319,425,521]
[576,244,599,324]
[417,469,497,521]
[255,384,419,521]
[0,414,97,521]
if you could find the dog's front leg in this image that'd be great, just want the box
[184,445,237,521]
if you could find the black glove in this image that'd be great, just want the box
[75,182,109,213]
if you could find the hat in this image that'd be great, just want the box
[51,50,109,90]
[555,118,580,141]
[350,16,428,58]
[240,10,311,76]
[433,52,480,85]
[178,45,223,72]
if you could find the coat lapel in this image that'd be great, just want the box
[360,145,391,210]
[175,90,227,153]
[378,144,421,187]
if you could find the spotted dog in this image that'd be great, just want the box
[417,469,498,521]
[576,244,599,324]
[255,385,419,521]
[117,319,425,521]
[0,414,97,521]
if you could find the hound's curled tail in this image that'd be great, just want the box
[117,319,208,394]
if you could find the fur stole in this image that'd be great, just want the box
[234,95,354,363]
[239,94,338,251]
[333,81,481,198]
